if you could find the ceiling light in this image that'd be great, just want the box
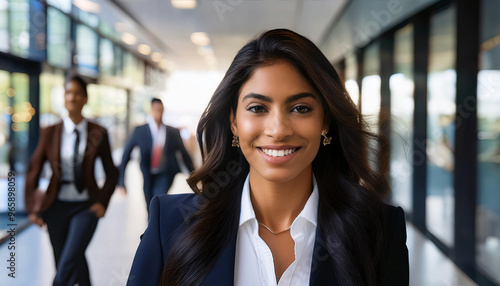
[190,32,210,46]
[171,0,196,9]
[151,52,162,62]
[138,44,151,55]
[121,32,137,45]
[73,0,100,13]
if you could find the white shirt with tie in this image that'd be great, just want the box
[234,174,319,286]
[58,117,89,201]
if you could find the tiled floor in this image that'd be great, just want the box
[0,161,480,285]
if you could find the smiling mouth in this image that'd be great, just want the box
[258,147,300,157]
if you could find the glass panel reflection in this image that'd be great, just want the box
[426,6,456,247]
[9,0,29,58]
[47,7,71,68]
[0,0,8,52]
[0,71,11,176]
[361,42,381,134]
[477,0,500,283]
[345,53,359,106]
[390,24,414,212]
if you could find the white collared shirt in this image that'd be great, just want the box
[58,117,89,201]
[147,116,167,174]
[234,174,319,286]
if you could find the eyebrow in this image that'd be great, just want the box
[242,92,316,104]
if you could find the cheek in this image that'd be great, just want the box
[236,114,262,145]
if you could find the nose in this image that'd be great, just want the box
[263,109,293,141]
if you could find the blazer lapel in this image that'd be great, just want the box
[81,121,94,171]
[200,234,238,286]
[309,226,337,285]
[54,122,63,177]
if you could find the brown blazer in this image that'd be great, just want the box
[25,120,119,214]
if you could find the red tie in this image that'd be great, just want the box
[151,145,162,169]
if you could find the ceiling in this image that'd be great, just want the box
[101,0,348,72]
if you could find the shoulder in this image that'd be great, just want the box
[86,120,108,134]
[166,125,180,133]
[150,193,202,235]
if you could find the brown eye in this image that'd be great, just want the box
[247,105,267,113]
[291,105,311,113]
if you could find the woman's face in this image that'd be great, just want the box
[231,60,327,183]
[64,80,87,114]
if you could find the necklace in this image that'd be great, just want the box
[258,221,292,235]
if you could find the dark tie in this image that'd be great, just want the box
[74,129,84,193]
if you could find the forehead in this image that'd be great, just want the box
[239,60,317,100]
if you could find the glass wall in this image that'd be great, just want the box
[39,71,65,127]
[75,24,99,77]
[345,53,359,107]
[477,0,500,283]
[390,24,414,212]
[9,0,29,58]
[426,6,456,247]
[361,42,381,134]
[0,0,8,52]
[10,72,30,174]
[47,7,71,69]
[0,70,10,177]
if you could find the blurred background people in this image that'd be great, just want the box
[118,98,194,213]
[24,75,118,286]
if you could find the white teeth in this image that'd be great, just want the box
[261,148,297,157]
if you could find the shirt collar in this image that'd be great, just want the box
[239,173,319,228]
[63,117,87,135]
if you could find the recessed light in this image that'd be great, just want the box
[171,0,196,9]
[138,44,151,55]
[191,32,210,46]
[121,32,137,45]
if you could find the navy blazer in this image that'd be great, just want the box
[128,193,409,285]
[118,124,194,190]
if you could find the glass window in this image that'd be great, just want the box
[47,0,71,13]
[40,71,65,127]
[76,24,99,77]
[0,0,8,52]
[390,24,414,212]
[0,70,10,176]
[9,0,30,58]
[47,7,71,68]
[99,38,114,76]
[85,84,127,150]
[426,6,456,247]
[476,0,500,283]
[345,53,359,107]
[361,42,381,134]
[10,72,30,174]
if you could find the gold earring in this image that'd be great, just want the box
[322,130,332,146]
[232,135,240,147]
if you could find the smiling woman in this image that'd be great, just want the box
[127,29,409,286]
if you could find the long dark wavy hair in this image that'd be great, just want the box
[160,29,389,286]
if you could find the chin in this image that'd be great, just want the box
[252,166,306,184]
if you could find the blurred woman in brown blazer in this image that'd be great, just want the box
[25,75,118,286]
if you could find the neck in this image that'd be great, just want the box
[249,167,313,231]
[69,113,83,125]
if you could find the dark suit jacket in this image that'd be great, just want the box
[127,192,409,285]
[118,124,195,191]
[25,121,119,214]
